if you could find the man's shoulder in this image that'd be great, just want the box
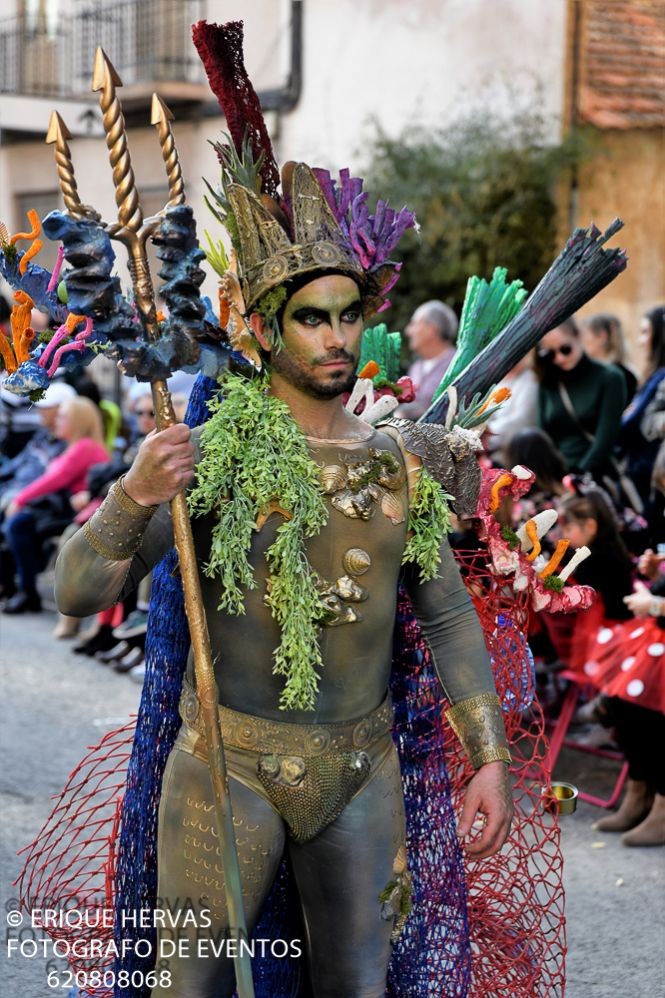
[376,417,482,518]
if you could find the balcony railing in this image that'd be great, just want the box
[0,0,206,99]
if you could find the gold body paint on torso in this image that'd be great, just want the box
[189,428,408,724]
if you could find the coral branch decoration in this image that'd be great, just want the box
[424,221,628,425]
[476,466,595,613]
[0,52,231,395]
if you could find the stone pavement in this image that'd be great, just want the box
[1,609,663,997]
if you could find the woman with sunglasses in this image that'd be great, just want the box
[535,316,627,483]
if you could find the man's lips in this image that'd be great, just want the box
[318,359,353,369]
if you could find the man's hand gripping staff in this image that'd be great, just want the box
[123,425,195,508]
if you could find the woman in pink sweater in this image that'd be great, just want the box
[2,396,108,614]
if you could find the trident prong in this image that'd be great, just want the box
[46,112,102,223]
[151,94,186,207]
[44,45,256,998]
[92,47,143,235]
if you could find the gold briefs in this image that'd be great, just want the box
[177,684,394,843]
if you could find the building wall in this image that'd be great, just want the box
[570,127,665,362]
[1,0,569,304]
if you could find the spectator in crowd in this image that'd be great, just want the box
[540,488,634,676]
[536,317,626,483]
[620,305,665,533]
[582,313,638,402]
[505,428,567,514]
[397,300,457,420]
[67,389,157,656]
[1,396,108,614]
[0,382,76,510]
[67,371,123,453]
[558,489,634,622]
[0,382,77,600]
[576,545,665,847]
[485,356,539,462]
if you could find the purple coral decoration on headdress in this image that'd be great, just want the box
[313,167,416,307]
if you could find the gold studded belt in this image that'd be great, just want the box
[178,681,393,756]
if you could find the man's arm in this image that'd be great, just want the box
[55,423,194,617]
[403,534,513,859]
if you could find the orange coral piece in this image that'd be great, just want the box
[525,519,541,562]
[358,360,380,380]
[490,386,512,406]
[0,331,17,373]
[16,326,35,364]
[539,538,570,579]
[489,472,514,513]
[477,386,513,418]
[10,208,41,245]
[18,238,43,275]
[10,299,32,341]
[65,312,86,333]
[218,285,230,329]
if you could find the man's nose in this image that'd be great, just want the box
[324,318,347,349]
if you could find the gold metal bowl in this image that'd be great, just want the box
[542,781,579,815]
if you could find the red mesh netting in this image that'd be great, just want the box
[448,550,565,996]
[16,553,566,997]
[15,722,135,996]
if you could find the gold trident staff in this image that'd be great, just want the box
[47,47,255,998]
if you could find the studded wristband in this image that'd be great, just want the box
[82,476,158,561]
[446,692,511,769]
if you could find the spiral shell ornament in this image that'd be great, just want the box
[342,548,372,576]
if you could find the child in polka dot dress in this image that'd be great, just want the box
[560,496,664,846]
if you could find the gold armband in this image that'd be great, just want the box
[446,692,511,769]
[82,477,158,561]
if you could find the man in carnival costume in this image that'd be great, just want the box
[6,17,628,998]
[52,20,515,998]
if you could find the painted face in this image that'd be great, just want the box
[539,326,583,372]
[272,274,363,399]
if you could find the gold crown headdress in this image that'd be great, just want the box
[193,20,416,366]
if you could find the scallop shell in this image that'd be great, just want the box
[380,488,406,524]
[343,548,372,576]
[319,464,348,494]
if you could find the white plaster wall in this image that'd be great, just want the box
[278,0,567,168]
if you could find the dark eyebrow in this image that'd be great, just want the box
[291,299,362,322]
[291,306,330,322]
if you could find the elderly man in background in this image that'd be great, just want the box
[398,299,458,420]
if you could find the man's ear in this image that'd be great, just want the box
[248,312,271,353]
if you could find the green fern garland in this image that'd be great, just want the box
[188,371,328,710]
[189,372,452,709]
[402,468,453,582]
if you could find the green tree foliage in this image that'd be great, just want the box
[364,107,583,333]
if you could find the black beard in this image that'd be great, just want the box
[270,348,357,399]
